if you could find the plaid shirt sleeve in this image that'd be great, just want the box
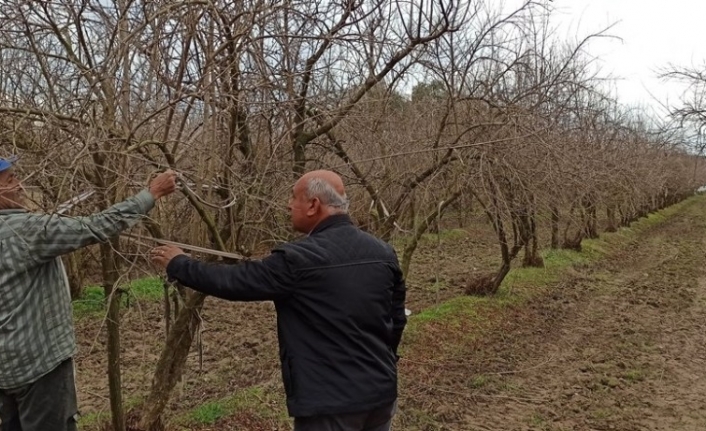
[0,189,156,388]
[15,189,155,263]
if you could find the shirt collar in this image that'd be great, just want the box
[0,208,28,215]
[309,214,353,235]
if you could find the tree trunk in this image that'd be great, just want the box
[64,253,84,300]
[466,261,512,296]
[490,262,511,292]
[606,204,617,232]
[137,290,207,431]
[466,202,523,295]
[582,196,598,239]
[618,205,630,227]
[561,202,583,250]
[550,203,559,249]
[406,191,416,232]
[293,135,307,175]
[522,210,543,267]
[101,240,125,431]
[401,192,461,277]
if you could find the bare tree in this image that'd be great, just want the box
[1,0,704,428]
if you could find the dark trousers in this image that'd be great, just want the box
[0,358,78,431]
[294,401,397,431]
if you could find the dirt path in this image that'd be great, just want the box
[398,197,706,431]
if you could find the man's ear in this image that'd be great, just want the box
[306,197,321,216]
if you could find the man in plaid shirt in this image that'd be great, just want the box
[0,156,176,431]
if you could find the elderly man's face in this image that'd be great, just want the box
[288,179,313,233]
[0,168,25,210]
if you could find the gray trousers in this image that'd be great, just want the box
[0,358,78,431]
[294,401,397,431]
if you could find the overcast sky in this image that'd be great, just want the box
[542,0,706,119]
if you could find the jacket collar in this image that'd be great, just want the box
[309,214,353,235]
[0,208,27,215]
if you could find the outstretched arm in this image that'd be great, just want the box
[16,170,176,263]
[152,246,295,301]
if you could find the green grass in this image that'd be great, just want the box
[174,385,288,427]
[401,290,522,355]
[501,246,595,292]
[420,228,468,242]
[78,411,108,430]
[188,400,228,424]
[72,287,106,318]
[592,408,613,420]
[529,413,547,427]
[411,296,481,324]
[78,396,143,429]
[127,277,165,301]
[622,369,645,383]
[73,277,164,318]
[470,374,489,388]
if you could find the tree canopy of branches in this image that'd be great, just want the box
[0,0,703,429]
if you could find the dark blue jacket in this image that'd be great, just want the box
[166,214,407,417]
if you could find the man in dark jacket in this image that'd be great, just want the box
[150,170,407,431]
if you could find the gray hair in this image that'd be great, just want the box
[306,177,349,213]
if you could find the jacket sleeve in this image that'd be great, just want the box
[20,190,155,263]
[390,261,407,357]
[166,250,295,301]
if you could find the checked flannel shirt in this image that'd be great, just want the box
[0,190,154,389]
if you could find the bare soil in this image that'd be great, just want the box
[398,197,706,430]
[75,198,706,430]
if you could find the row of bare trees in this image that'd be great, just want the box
[0,0,704,429]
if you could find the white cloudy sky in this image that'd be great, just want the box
[543,0,706,118]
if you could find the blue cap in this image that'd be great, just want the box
[0,155,18,173]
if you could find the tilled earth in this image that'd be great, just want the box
[397,197,706,430]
